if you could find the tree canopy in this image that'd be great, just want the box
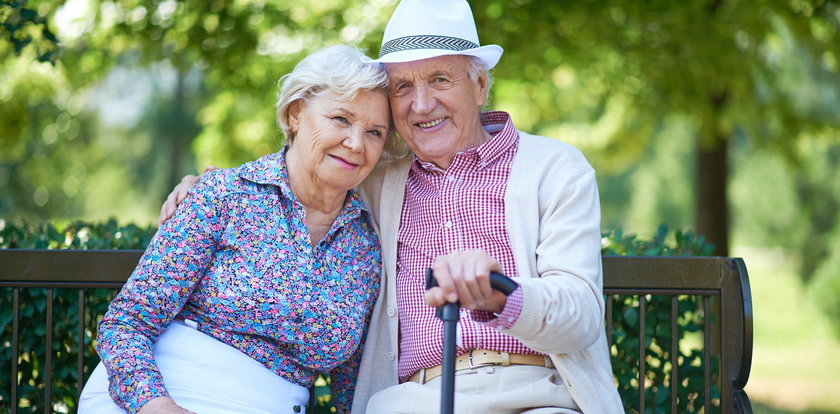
[2,0,840,317]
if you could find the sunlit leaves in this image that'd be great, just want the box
[1,0,59,63]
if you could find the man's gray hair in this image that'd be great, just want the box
[275,45,391,143]
[466,56,494,109]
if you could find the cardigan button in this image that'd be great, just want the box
[387,307,396,317]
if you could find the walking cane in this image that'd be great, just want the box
[425,269,519,414]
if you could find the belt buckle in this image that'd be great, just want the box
[467,349,496,370]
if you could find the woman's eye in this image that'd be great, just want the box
[368,130,383,138]
[333,116,349,124]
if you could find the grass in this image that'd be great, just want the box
[734,247,840,414]
[750,401,839,414]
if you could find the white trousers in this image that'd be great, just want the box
[366,365,581,414]
[79,321,309,414]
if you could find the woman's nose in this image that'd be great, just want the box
[344,129,364,152]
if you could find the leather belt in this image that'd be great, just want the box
[406,349,554,384]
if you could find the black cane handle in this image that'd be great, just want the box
[425,268,519,296]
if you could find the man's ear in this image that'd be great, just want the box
[475,70,490,107]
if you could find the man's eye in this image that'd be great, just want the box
[333,116,349,124]
[434,77,448,83]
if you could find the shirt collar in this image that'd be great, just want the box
[414,110,519,172]
[237,147,368,213]
[238,149,290,188]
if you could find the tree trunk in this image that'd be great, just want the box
[168,70,188,191]
[694,93,730,256]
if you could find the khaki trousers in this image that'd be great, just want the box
[365,365,581,414]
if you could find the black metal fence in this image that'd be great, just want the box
[1,250,752,413]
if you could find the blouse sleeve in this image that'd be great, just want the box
[95,173,227,413]
[328,272,378,414]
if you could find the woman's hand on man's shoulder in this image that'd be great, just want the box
[158,166,217,225]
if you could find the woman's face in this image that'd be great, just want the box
[288,89,390,191]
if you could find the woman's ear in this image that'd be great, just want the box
[287,100,303,133]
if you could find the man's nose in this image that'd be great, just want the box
[411,86,437,114]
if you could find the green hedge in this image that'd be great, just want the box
[1,220,714,413]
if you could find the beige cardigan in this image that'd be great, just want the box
[351,132,623,413]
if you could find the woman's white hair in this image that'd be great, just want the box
[275,45,391,144]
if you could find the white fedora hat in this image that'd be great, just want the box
[364,0,503,69]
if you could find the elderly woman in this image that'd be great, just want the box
[79,45,391,414]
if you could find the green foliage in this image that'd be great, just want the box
[311,375,334,414]
[602,224,716,257]
[0,0,59,64]
[480,0,840,256]
[0,218,156,249]
[0,0,396,224]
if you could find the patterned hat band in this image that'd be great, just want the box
[379,35,480,58]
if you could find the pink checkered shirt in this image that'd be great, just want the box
[395,111,543,380]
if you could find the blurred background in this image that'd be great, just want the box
[2,0,839,412]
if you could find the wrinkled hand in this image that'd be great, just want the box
[137,396,197,414]
[425,250,507,314]
[157,166,216,225]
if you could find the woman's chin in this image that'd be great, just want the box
[317,174,363,193]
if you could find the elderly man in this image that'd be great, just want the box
[351,1,622,413]
[160,0,622,412]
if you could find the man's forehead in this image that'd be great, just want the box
[384,55,469,79]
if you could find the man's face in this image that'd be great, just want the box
[384,55,488,169]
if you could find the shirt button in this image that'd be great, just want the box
[446,175,455,182]
[444,221,453,228]
[388,351,396,361]
[387,307,396,317]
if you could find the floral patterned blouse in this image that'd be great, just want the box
[96,149,381,413]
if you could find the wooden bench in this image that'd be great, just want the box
[0,249,753,413]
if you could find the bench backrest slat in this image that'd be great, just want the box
[0,250,753,413]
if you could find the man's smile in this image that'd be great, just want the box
[417,118,445,129]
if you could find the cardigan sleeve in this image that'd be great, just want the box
[499,165,606,355]
[95,173,227,413]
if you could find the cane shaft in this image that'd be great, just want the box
[441,306,458,414]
